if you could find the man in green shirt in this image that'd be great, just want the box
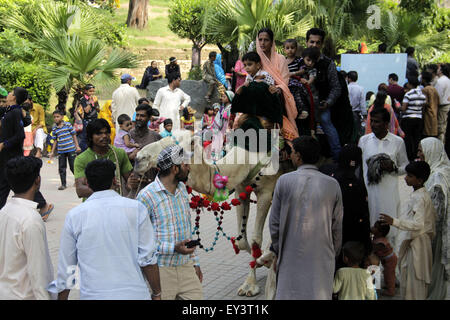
[74,119,134,200]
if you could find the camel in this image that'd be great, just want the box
[134,130,292,297]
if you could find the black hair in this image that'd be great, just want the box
[13,87,28,106]
[22,102,32,112]
[167,72,181,84]
[135,103,153,118]
[204,106,214,114]
[421,71,433,85]
[53,110,65,116]
[407,76,419,88]
[347,71,358,82]
[378,43,387,53]
[138,97,149,105]
[373,221,390,237]
[388,73,399,82]
[340,70,347,79]
[26,94,33,101]
[366,91,374,101]
[405,161,431,183]
[373,90,387,109]
[85,159,116,192]
[342,241,365,266]
[306,28,326,42]
[117,114,131,125]
[441,64,450,78]
[182,107,189,119]
[85,84,95,90]
[163,118,173,126]
[242,51,261,64]
[301,47,321,62]
[284,39,298,48]
[292,136,321,164]
[86,119,111,148]
[55,104,67,115]
[209,51,217,59]
[425,64,438,74]
[370,107,390,123]
[378,83,388,91]
[406,46,415,56]
[6,156,42,194]
[257,28,274,42]
[338,144,362,170]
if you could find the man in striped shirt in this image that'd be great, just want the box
[50,110,81,190]
[401,77,426,161]
[137,145,203,300]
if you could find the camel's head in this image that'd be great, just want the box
[134,129,196,176]
[134,137,176,175]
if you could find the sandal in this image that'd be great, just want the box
[40,204,54,222]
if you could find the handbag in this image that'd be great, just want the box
[74,119,83,133]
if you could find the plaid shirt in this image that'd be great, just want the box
[137,176,199,267]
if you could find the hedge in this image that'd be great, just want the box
[0,60,51,109]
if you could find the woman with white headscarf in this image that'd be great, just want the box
[418,137,450,299]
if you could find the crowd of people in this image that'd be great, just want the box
[0,26,449,301]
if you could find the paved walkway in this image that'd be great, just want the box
[40,160,413,300]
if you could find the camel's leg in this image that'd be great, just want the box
[237,267,260,297]
[250,187,274,248]
[233,184,251,254]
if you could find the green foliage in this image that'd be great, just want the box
[4,0,136,94]
[187,66,202,80]
[0,29,36,62]
[0,61,51,109]
[168,0,219,46]
[203,0,313,53]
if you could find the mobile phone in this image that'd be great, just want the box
[186,239,201,248]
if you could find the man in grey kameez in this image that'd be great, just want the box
[269,136,343,300]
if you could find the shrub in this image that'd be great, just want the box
[0,61,51,109]
[188,66,203,80]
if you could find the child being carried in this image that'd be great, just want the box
[114,114,140,160]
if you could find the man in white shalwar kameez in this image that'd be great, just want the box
[269,136,343,300]
[358,108,409,248]
[153,73,190,132]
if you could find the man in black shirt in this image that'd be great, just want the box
[0,87,53,219]
[165,57,180,79]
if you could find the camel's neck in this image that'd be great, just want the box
[188,148,254,196]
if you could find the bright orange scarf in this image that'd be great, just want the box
[256,36,299,140]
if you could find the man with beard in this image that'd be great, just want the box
[74,119,134,200]
[137,145,203,300]
[126,104,162,197]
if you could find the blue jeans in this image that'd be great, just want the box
[318,108,341,161]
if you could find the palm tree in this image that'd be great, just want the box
[377,9,450,64]
[6,0,137,99]
[203,0,313,53]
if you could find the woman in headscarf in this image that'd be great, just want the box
[233,54,247,91]
[366,90,404,137]
[418,137,450,300]
[256,28,299,141]
[98,100,116,142]
[214,53,227,88]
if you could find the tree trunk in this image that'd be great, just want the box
[126,0,148,30]
[191,43,202,68]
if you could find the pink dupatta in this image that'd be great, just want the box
[256,36,299,140]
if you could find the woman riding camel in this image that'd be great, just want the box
[255,28,299,141]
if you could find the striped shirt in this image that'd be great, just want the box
[51,122,76,154]
[402,88,426,119]
[137,177,199,267]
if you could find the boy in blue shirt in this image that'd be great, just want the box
[160,119,173,138]
[50,110,81,190]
